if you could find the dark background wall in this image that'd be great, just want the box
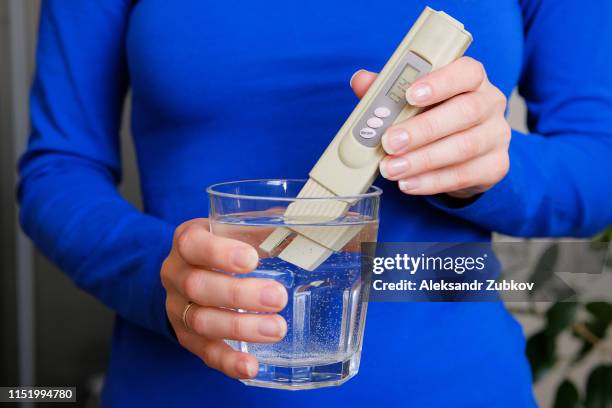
[0,1,19,388]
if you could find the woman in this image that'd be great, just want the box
[19,0,612,406]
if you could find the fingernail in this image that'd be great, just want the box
[258,317,282,337]
[382,129,410,154]
[383,158,410,177]
[231,247,258,270]
[349,69,364,88]
[238,359,258,378]
[260,285,286,308]
[406,83,432,104]
[399,178,420,191]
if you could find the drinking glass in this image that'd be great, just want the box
[207,179,381,390]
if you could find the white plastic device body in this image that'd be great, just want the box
[260,7,473,271]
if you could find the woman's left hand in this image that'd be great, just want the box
[350,57,511,199]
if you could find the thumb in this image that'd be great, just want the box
[350,69,378,99]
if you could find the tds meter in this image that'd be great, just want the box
[261,7,473,270]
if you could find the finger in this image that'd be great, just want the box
[381,91,495,155]
[405,57,486,107]
[380,119,503,180]
[397,150,509,196]
[174,220,258,273]
[350,69,378,99]
[187,305,287,343]
[172,270,288,312]
[182,334,259,379]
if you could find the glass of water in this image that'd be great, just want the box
[207,179,381,390]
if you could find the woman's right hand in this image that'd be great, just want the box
[161,218,288,379]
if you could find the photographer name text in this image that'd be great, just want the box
[372,279,535,292]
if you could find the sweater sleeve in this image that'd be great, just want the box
[426,0,612,237]
[18,0,175,338]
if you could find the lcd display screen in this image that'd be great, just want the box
[387,64,420,103]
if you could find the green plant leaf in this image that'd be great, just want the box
[526,330,556,382]
[528,303,577,380]
[586,302,612,325]
[573,312,612,363]
[592,226,612,243]
[529,243,559,298]
[546,302,578,339]
[554,380,583,408]
[574,341,593,364]
[585,365,612,408]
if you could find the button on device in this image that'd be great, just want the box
[367,117,384,129]
[359,127,377,139]
[374,107,391,118]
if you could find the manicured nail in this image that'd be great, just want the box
[231,247,258,270]
[350,69,365,88]
[382,129,410,154]
[399,178,421,191]
[238,359,258,378]
[382,158,410,178]
[258,317,282,337]
[406,83,432,104]
[260,285,286,308]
